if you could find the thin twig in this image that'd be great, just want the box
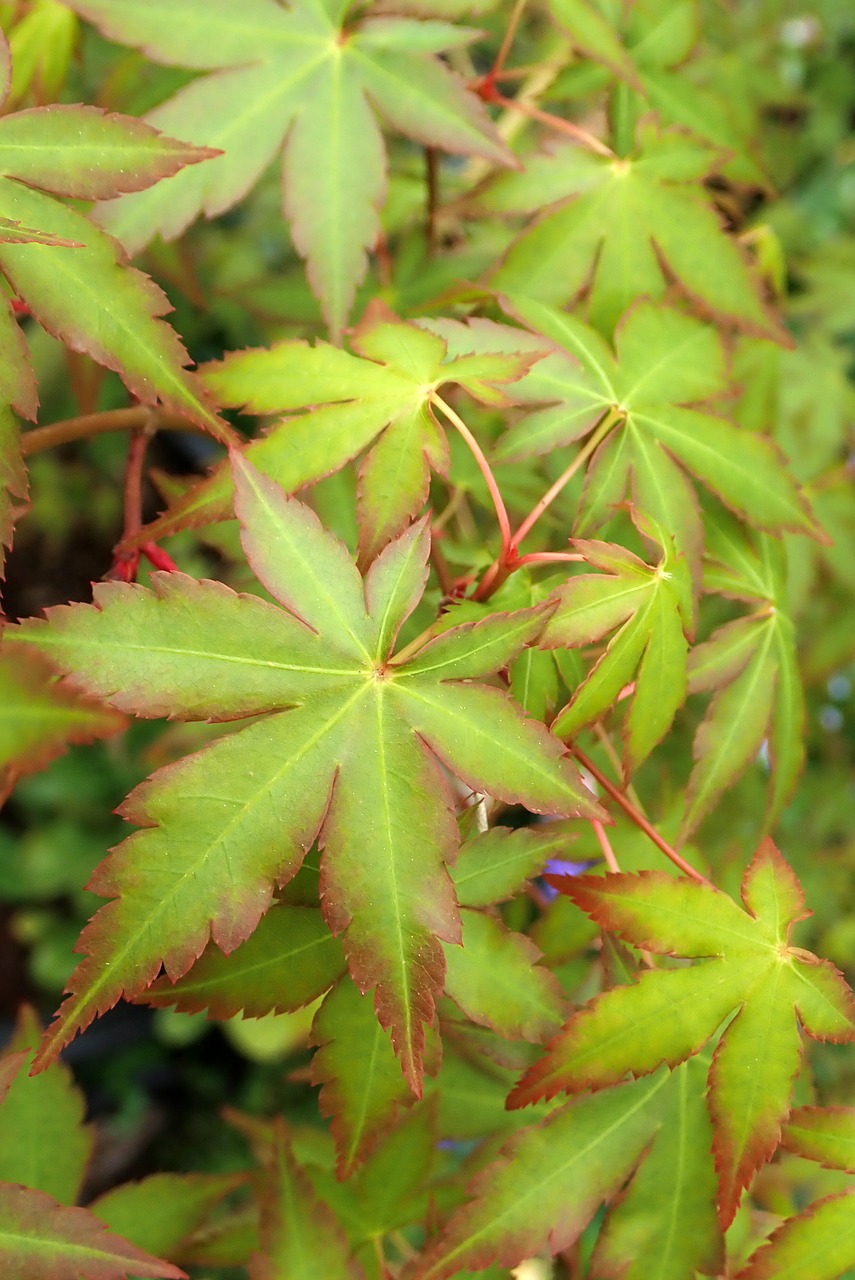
[512,407,622,547]
[21,405,219,456]
[472,409,621,602]
[514,551,586,568]
[490,0,528,83]
[572,748,713,887]
[490,88,614,159]
[592,817,621,874]
[430,392,512,559]
[425,145,439,255]
[122,429,149,544]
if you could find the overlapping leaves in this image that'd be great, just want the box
[408,1057,722,1280]
[508,842,855,1226]
[66,0,511,334]
[0,1005,204,1279]
[540,513,694,770]
[497,296,817,569]
[132,308,535,561]
[486,118,780,337]
[13,453,601,1091]
[0,27,232,573]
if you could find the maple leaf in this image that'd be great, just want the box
[495,296,818,572]
[782,1104,855,1172]
[407,1068,669,1278]
[540,512,694,771]
[251,1119,365,1280]
[0,31,234,571]
[683,508,805,835]
[0,41,227,435]
[128,307,536,562]
[548,0,768,186]
[311,974,439,1179]
[508,841,855,1226]
[486,118,784,338]
[724,1105,855,1279]
[0,644,124,803]
[416,1043,722,1280]
[142,903,347,1020]
[0,1185,186,1280]
[90,1173,243,1270]
[735,1192,855,1280]
[12,454,601,1091]
[0,1005,91,1206]
[590,1051,722,1280]
[64,0,511,336]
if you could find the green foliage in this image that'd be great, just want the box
[1,1,854,1277]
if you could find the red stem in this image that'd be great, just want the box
[489,89,614,158]
[513,551,586,568]
[572,748,713,887]
[430,393,512,561]
[592,818,621,874]
[488,0,527,85]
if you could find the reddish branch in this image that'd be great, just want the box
[573,747,714,887]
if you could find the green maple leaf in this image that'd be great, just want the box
[143,903,347,1020]
[13,454,601,1090]
[495,296,817,570]
[486,118,783,338]
[508,841,855,1227]
[0,1005,91,1206]
[64,0,511,337]
[310,974,434,1178]
[0,645,124,804]
[253,1120,365,1280]
[132,308,536,562]
[540,512,694,770]
[548,0,768,185]
[90,1173,241,1269]
[683,508,805,835]
[420,1042,721,1280]
[734,1192,855,1280]
[589,1051,722,1280]
[407,1068,670,1278]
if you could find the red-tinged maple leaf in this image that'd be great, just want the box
[734,1191,855,1280]
[125,307,538,564]
[406,1069,669,1279]
[0,26,232,574]
[0,1183,186,1280]
[507,840,855,1226]
[64,0,512,337]
[0,30,227,437]
[10,454,602,1092]
[408,1057,723,1280]
[0,644,124,803]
